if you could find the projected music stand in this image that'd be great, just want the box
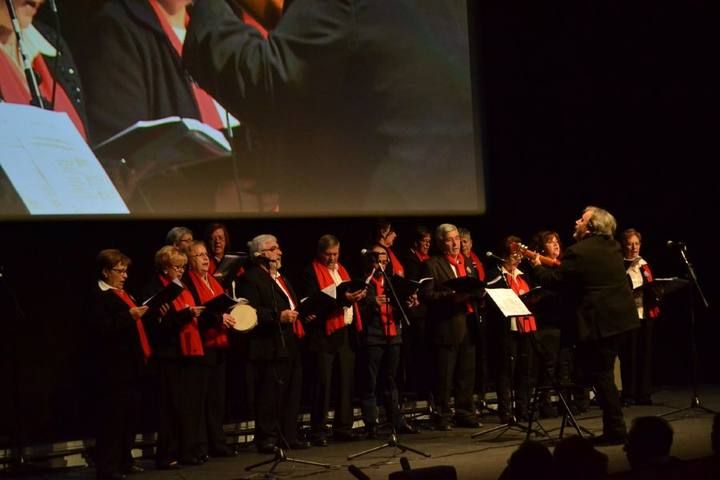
[245,446,332,478]
[656,248,713,420]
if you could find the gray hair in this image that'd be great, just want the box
[585,206,617,237]
[435,223,458,246]
[165,226,193,246]
[248,234,277,258]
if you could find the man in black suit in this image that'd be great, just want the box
[236,234,310,453]
[532,206,639,445]
[421,224,484,430]
[184,0,477,214]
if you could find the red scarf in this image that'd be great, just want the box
[469,251,486,281]
[187,270,229,348]
[159,275,204,356]
[274,273,305,338]
[241,11,269,38]
[148,0,223,129]
[0,48,87,139]
[388,248,405,277]
[445,254,475,313]
[311,260,363,336]
[413,249,429,263]
[370,276,398,337]
[640,264,661,319]
[112,289,152,362]
[504,272,537,333]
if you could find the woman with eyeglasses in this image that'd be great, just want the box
[185,240,237,458]
[142,245,205,469]
[90,249,158,480]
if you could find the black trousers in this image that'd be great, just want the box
[250,354,302,446]
[619,320,654,402]
[576,335,626,437]
[156,358,205,464]
[95,381,139,477]
[360,343,401,428]
[200,349,228,454]
[494,327,534,418]
[309,329,355,437]
[433,332,476,424]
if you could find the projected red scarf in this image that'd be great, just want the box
[504,272,537,333]
[0,49,87,139]
[311,260,363,336]
[445,254,475,314]
[640,264,660,319]
[388,248,405,277]
[148,0,223,129]
[112,289,152,362]
[274,273,305,338]
[187,270,229,348]
[370,276,397,337]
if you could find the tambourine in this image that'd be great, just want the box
[229,303,258,333]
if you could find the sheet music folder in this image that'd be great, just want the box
[213,253,247,285]
[202,293,238,314]
[143,280,184,311]
[93,116,232,178]
[443,276,484,294]
[298,280,366,318]
[485,288,532,317]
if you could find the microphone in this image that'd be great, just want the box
[485,251,505,263]
[360,248,381,256]
[666,240,686,248]
[47,0,58,13]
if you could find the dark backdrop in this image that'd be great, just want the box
[2,0,717,447]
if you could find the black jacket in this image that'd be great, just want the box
[533,235,639,342]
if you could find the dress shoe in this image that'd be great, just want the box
[395,421,419,434]
[155,460,181,470]
[591,434,627,446]
[257,441,277,454]
[332,430,359,442]
[121,463,145,474]
[97,472,126,480]
[287,439,311,449]
[454,417,482,428]
[210,446,238,457]
[310,435,328,447]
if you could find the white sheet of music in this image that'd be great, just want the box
[0,103,128,215]
[486,288,532,317]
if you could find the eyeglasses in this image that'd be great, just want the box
[170,264,186,272]
[261,246,281,253]
[111,268,128,275]
[191,252,209,258]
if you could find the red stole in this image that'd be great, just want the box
[504,272,537,333]
[148,0,223,129]
[0,48,87,139]
[274,273,305,338]
[469,251,486,282]
[445,254,475,313]
[387,248,405,277]
[112,289,152,362]
[187,270,229,348]
[640,264,660,319]
[159,275,204,356]
[311,260,363,336]
[241,11,269,38]
[413,249,429,263]
[370,276,397,337]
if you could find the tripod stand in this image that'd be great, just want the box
[245,446,332,478]
[659,245,713,420]
[347,429,431,461]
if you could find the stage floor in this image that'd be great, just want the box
[4,386,719,480]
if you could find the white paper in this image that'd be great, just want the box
[485,288,532,317]
[0,103,128,215]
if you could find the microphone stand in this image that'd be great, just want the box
[660,244,714,420]
[4,0,45,109]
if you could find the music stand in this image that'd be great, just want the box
[347,431,431,461]
[655,250,714,420]
[245,446,332,478]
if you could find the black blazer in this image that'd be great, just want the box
[236,265,300,360]
[533,235,640,342]
[89,285,148,384]
[421,255,482,346]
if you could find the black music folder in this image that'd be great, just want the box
[202,293,238,314]
[93,116,231,179]
[519,286,554,308]
[143,280,184,311]
[390,275,432,299]
[298,289,338,319]
[336,279,369,299]
[443,276,484,294]
[213,252,248,286]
